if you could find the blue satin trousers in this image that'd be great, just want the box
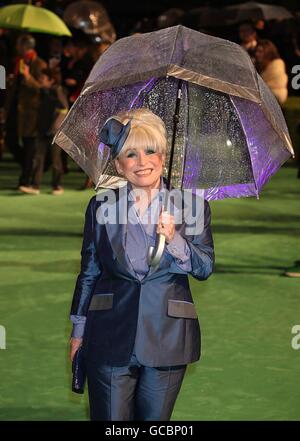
[86,352,187,421]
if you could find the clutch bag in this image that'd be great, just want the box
[72,346,86,394]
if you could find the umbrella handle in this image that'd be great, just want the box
[147,188,170,268]
[147,233,166,268]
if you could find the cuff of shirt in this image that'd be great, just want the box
[166,231,191,264]
[70,315,86,339]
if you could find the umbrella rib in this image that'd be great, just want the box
[168,64,261,103]
[230,96,259,197]
[261,103,294,156]
[22,5,30,28]
[169,26,181,68]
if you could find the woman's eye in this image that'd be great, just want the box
[146,148,156,155]
[126,151,136,158]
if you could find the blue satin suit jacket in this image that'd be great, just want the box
[70,185,215,367]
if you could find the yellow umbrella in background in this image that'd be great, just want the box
[0,3,72,37]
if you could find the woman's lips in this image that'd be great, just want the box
[135,169,153,176]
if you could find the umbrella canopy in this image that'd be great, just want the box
[63,0,116,43]
[0,4,72,36]
[53,25,294,200]
[224,2,293,25]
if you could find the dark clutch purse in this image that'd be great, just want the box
[72,346,86,394]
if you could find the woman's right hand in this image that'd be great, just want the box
[70,338,83,362]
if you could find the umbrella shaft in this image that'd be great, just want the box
[166,79,183,196]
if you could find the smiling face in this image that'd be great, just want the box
[114,146,165,191]
[111,108,168,192]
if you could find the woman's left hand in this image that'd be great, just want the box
[157,211,175,244]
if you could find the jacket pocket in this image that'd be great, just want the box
[167,299,198,319]
[89,293,114,311]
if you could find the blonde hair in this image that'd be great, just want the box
[114,108,167,157]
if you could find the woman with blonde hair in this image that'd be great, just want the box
[255,39,288,106]
[69,107,214,420]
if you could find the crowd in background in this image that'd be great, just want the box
[0,5,300,194]
[0,28,111,193]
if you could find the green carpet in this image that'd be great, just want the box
[0,156,299,420]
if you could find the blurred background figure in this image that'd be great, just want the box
[62,0,116,191]
[62,36,94,106]
[27,67,68,195]
[57,35,95,181]
[13,34,48,192]
[239,21,258,62]
[60,35,96,190]
[0,28,9,160]
[48,37,63,70]
[254,19,268,39]
[255,39,288,106]
[89,38,111,63]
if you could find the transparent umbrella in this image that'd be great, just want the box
[224,1,293,25]
[63,0,116,43]
[182,7,226,29]
[54,25,294,200]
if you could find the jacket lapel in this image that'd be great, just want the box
[101,184,137,278]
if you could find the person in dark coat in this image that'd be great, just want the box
[21,68,68,195]
[14,34,47,192]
